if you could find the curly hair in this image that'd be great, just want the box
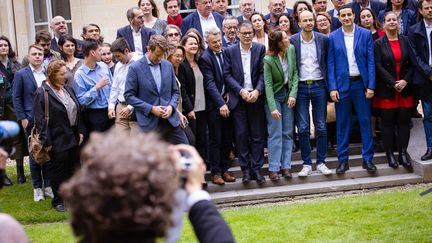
[61,130,179,243]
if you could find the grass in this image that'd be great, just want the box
[2,164,432,242]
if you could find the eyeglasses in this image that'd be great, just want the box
[168,33,180,37]
[240,31,253,36]
[316,19,329,23]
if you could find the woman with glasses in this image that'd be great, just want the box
[164,24,182,44]
[315,12,332,36]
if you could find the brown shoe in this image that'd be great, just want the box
[212,175,225,185]
[222,172,236,182]
[282,169,292,178]
[269,172,280,181]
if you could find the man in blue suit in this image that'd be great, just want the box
[12,44,52,202]
[180,0,224,37]
[124,35,187,144]
[348,0,385,24]
[224,21,266,184]
[291,11,332,177]
[222,16,239,48]
[237,0,255,23]
[328,5,376,173]
[407,0,432,160]
[327,0,345,31]
[116,7,155,56]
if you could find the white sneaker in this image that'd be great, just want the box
[298,165,312,177]
[317,163,332,175]
[44,187,54,199]
[34,188,45,202]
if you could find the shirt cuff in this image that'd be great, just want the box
[187,190,211,209]
[127,105,134,110]
[108,103,115,110]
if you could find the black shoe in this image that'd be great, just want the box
[254,171,266,185]
[336,162,349,174]
[421,148,432,161]
[242,171,252,184]
[399,149,412,168]
[362,160,377,172]
[3,174,12,186]
[386,151,398,168]
[16,165,26,184]
[53,204,66,212]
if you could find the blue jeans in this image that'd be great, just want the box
[421,99,432,148]
[29,156,51,189]
[265,88,294,172]
[295,80,327,165]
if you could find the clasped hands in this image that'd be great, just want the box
[240,89,260,103]
[151,105,173,119]
[394,79,407,92]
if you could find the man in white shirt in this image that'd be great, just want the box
[108,38,140,135]
[180,0,224,38]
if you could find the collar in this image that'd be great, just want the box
[424,19,432,29]
[333,9,339,18]
[224,35,236,44]
[300,32,315,44]
[30,64,44,74]
[198,11,214,21]
[55,36,59,44]
[82,62,101,74]
[145,54,160,66]
[342,25,356,36]
[240,43,252,52]
[130,25,141,34]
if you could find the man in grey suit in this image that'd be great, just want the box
[124,35,188,144]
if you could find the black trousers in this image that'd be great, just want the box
[157,119,189,145]
[380,108,411,151]
[83,108,114,136]
[49,146,80,207]
[188,111,208,161]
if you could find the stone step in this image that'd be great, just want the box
[206,163,412,193]
[206,153,388,181]
[210,173,423,206]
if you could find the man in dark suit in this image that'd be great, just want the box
[181,0,224,37]
[49,16,68,52]
[327,0,345,31]
[222,16,239,48]
[12,44,52,202]
[224,21,266,184]
[264,0,294,23]
[348,0,386,24]
[198,27,236,185]
[408,0,432,160]
[291,11,332,177]
[328,5,376,173]
[116,7,155,56]
[125,35,187,144]
[237,0,255,22]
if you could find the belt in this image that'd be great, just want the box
[349,76,361,81]
[301,79,322,85]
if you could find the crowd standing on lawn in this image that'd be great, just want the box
[1,0,432,239]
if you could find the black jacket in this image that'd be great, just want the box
[32,82,85,153]
[374,35,414,99]
[0,59,20,119]
[189,200,235,243]
[178,59,198,114]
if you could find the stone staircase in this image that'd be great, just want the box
[207,119,432,206]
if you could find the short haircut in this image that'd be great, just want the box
[138,0,159,18]
[81,39,100,57]
[222,15,239,27]
[163,24,181,37]
[147,34,169,52]
[28,44,44,53]
[0,35,16,59]
[238,20,254,30]
[338,5,354,15]
[127,7,140,20]
[163,0,179,10]
[81,23,104,43]
[111,38,131,53]
[35,30,52,43]
[58,34,78,60]
[312,0,326,4]
[61,130,178,243]
[47,60,66,87]
[418,0,432,20]
[204,27,221,41]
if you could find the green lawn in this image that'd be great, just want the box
[2,164,432,242]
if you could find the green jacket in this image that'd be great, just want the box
[263,45,299,112]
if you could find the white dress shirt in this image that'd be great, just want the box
[108,53,140,110]
[240,43,253,91]
[30,65,46,87]
[299,33,323,81]
[342,26,360,77]
[332,9,339,18]
[198,12,218,47]
[131,26,143,56]
[424,20,432,66]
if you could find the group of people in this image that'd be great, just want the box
[1,0,432,214]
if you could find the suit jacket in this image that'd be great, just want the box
[198,48,226,111]
[223,42,266,110]
[264,8,294,21]
[116,25,155,53]
[290,31,328,84]
[189,200,235,243]
[407,21,432,101]
[12,66,40,121]
[263,45,298,112]
[327,9,342,31]
[178,59,198,114]
[374,35,414,99]
[51,38,60,52]
[32,82,84,153]
[180,11,224,36]
[327,25,375,98]
[124,56,180,131]
[222,35,239,48]
[348,0,386,24]
[378,9,416,36]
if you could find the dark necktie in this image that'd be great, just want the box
[215,52,225,94]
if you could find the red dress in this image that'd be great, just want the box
[373,40,414,109]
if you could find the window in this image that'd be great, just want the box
[29,0,72,37]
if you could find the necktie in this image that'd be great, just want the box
[215,52,225,94]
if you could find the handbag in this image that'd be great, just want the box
[28,90,52,164]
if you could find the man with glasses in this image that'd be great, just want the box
[180,0,224,37]
[238,0,255,22]
[224,21,266,184]
[222,16,239,47]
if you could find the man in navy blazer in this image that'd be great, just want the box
[348,0,385,24]
[327,0,345,31]
[180,0,224,37]
[116,7,155,56]
[12,44,51,201]
[221,16,239,48]
[407,0,432,160]
[224,21,266,184]
[291,11,332,177]
[198,27,236,185]
[328,6,376,173]
[124,35,187,144]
